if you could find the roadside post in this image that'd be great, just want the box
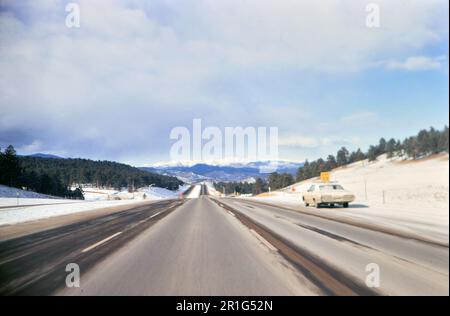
[364,176,368,201]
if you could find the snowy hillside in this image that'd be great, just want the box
[249,153,449,243]
[0,184,57,199]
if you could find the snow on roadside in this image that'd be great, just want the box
[0,200,146,226]
[81,185,190,201]
[205,181,221,197]
[186,185,202,199]
[0,198,83,208]
[81,188,119,201]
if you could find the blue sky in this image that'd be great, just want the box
[0,0,448,166]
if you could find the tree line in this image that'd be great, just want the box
[213,172,297,195]
[214,180,265,195]
[0,145,84,199]
[0,145,184,199]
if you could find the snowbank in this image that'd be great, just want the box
[0,200,147,225]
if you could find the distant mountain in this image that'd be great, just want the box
[141,161,304,183]
[28,153,64,159]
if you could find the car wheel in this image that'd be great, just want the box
[343,202,349,208]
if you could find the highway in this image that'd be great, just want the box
[0,184,448,295]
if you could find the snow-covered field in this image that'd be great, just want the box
[249,153,449,243]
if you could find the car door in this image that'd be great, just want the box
[304,185,315,204]
[312,185,322,203]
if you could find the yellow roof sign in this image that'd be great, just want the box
[320,172,330,183]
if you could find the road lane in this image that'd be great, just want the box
[60,196,318,296]
[217,198,449,295]
[0,199,184,295]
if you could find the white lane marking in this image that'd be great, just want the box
[249,229,277,252]
[150,211,161,219]
[81,232,122,253]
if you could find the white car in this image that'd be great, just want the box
[303,183,355,208]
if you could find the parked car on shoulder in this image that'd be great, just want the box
[303,183,355,208]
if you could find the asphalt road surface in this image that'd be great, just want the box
[59,195,317,295]
[0,184,448,295]
[0,199,184,295]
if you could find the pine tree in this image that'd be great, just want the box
[386,138,397,158]
[367,145,378,161]
[0,145,21,187]
[325,155,337,170]
[336,147,349,166]
[438,126,449,153]
[378,138,387,154]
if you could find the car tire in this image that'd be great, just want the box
[343,202,349,208]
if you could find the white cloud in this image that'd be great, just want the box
[386,56,445,71]
[0,0,448,164]
[279,136,319,148]
[16,140,43,154]
[279,135,357,148]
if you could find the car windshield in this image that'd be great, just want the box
[319,184,344,191]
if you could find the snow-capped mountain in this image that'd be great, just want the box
[140,160,304,183]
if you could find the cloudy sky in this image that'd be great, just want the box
[0,0,448,166]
